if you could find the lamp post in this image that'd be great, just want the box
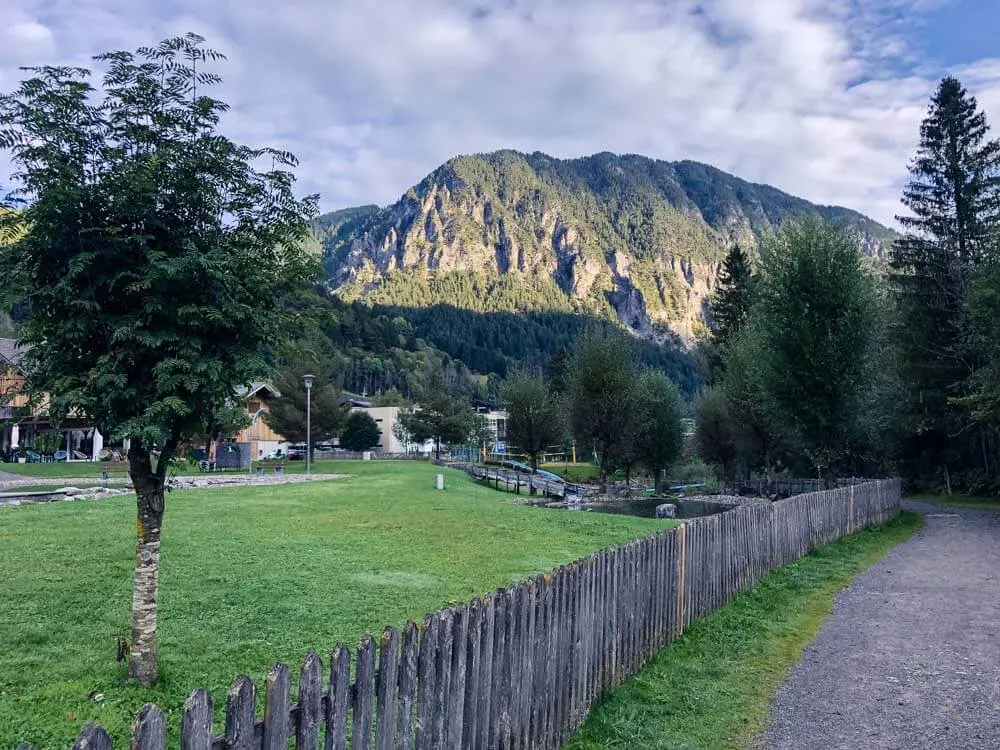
[303,374,315,476]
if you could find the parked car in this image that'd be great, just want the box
[285,443,309,460]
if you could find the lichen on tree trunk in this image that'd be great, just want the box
[127,442,171,686]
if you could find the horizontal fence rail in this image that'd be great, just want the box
[26,479,901,750]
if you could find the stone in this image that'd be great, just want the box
[656,503,677,518]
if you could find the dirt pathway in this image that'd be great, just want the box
[756,501,1000,749]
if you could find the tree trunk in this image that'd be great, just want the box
[654,468,663,495]
[126,442,171,686]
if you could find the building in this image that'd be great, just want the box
[231,382,285,459]
[0,337,105,461]
[0,338,28,457]
[352,405,438,455]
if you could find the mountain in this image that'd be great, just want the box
[315,150,895,344]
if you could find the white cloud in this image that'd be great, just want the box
[1,0,999,227]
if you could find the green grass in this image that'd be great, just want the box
[0,461,129,477]
[907,492,1000,511]
[566,511,923,750]
[542,462,600,482]
[0,461,663,749]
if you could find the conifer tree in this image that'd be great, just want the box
[711,245,755,352]
[891,76,1000,488]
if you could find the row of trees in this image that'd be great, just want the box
[696,76,1000,494]
[502,335,684,492]
[695,220,885,481]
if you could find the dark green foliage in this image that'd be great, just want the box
[340,411,382,451]
[758,218,877,475]
[711,245,755,351]
[501,373,567,471]
[372,304,701,395]
[263,363,346,444]
[891,76,1000,491]
[631,370,684,492]
[568,335,637,490]
[694,386,738,478]
[398,369,475,459]
[720,317,789,479]
[546,346,572,395]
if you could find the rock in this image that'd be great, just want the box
[656,503,677,519]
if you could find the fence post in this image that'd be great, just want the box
[132,704,166,750]
[180,689,213,750]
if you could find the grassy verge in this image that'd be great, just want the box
[0,461,129,478]
[542,462,600,482]
[907,492,1000,511]
[0,461,664,749]
[566,511,923,750]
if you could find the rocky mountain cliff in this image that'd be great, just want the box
[314,151,894,343]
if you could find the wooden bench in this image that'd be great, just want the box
[256,460,285,476]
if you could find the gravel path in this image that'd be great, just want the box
[755,501,1000,749]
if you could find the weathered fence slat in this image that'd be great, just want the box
[353,636,377,750]
[326,645,351,750]
[263,663,291,750]
[131,704,166,750]
[475,594,495,750]
[434,609,454,747]
[72,725,113,750]
[181,689,213,750]
[375,628,400,750]
[462,602,482,749]
[416,614,438,749]
[225,676,257,750]
[298,652,323,750]
[447,605,468,750]
[395,622,419,750]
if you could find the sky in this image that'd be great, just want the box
[1,0,998,227]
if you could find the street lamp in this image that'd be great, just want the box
[303,374,315,476]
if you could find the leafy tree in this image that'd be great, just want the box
[891,76,1000,489]
[264,363,346,444]
[501,373,567,471]
[711,245,755,351]
[631,369,684,493]
[721,316,788,480]
[340,411,382,451]
[545,346,572,395]
[758,218,876,477]
[372,387,407,406]
[694,386,738,478]
[0,35,317,684]
[568,335,636,491]
[399,370,474,460]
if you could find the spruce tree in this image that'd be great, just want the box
[890,76,1000,489]
[711,245,754,351]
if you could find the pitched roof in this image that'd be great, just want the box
[0,338,24,369]
[236,382,280,399]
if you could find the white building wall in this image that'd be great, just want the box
[355,405,436,454]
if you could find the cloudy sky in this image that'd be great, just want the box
[2,0,998,226]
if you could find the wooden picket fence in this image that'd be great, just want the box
[28,479,900,750]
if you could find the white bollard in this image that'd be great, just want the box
[436,473,444,490]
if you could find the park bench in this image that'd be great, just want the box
[99,463,130,488]
[256,460,285,475]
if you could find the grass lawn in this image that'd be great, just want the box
[907,492,1000,511]
[0,461,129,478]
[565,511,923,750]
[542,462,600,482]
[0,461,663,749]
